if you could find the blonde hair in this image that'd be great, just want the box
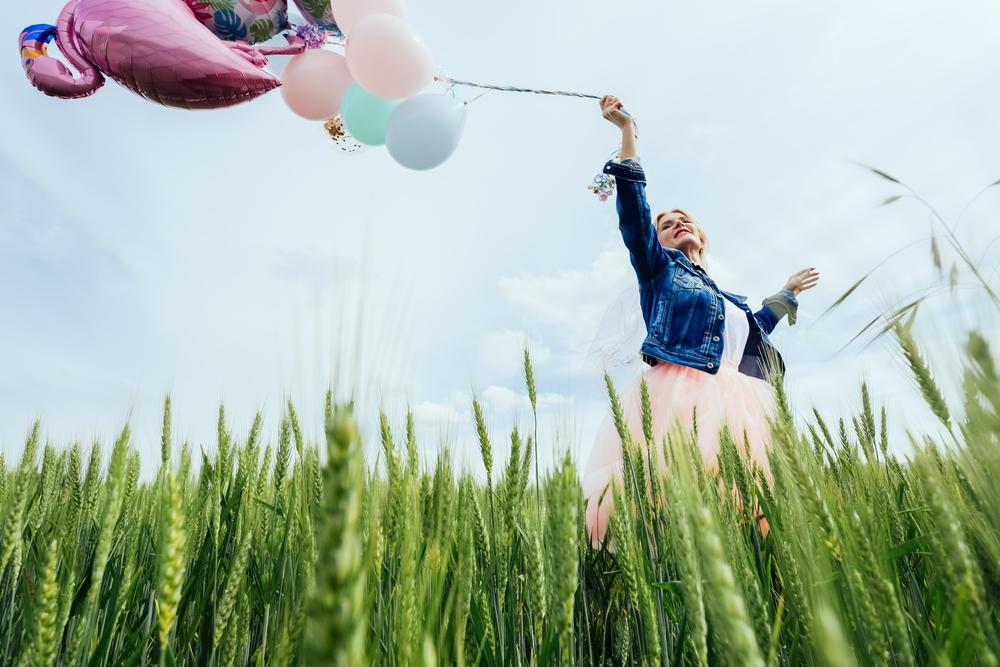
[655,208,709,266]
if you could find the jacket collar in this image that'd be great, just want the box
[673,253,749,303]
[721,289,748,303]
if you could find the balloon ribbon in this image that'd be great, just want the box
[434,75,603,100]
[434,75,634,202]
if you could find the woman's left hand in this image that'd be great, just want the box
[783,267,820,295]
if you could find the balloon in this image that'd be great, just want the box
[333,0,406,35]
[339,83,399,145]
[19,0,306,109]
[281,49,352,120]
[183,0,288,44]
[385,94,466,170]
[291,0,337,29]
[323,116,368,153]
[345,14,433,100]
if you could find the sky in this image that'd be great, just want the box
[2,0,999,478]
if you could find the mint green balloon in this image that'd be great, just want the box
[340,84,399,146]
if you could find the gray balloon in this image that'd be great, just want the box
[385,94,468,170]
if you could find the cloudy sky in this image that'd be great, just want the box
[2,0,999,477]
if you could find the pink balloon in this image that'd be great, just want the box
[289,0,335,28]
[183,0,290,45]
[345,14,433,100]
[281,49,353,120]
[334,0,406,35]
[19,0,306,109]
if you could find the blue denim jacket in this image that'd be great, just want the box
[603,158,797,380]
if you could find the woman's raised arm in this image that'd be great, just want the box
[599,95,669,282]
[601,95,638,159]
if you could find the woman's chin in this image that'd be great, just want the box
[673,239,698,254]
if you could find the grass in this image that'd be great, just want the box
[817,165,1000,350]
[1,327,999,666]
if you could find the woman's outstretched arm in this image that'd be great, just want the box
[600,95,669,282]
[755,268,820,333]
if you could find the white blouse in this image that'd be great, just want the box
[721,298,750,364]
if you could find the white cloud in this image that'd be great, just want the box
[412,399,464,427]
[496,246,637,379]
[481,385,573,415]
[3,0,999,472]
[479,329,551,374]
[498,247,630,333]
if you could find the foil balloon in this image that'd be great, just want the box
[323,116,367,153]
[183,0,289,44]
[291,0,337,29]
[19,0,305,109]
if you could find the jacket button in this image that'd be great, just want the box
[707,362,714,369]
[718,313,724,320]
[712,335,720,342]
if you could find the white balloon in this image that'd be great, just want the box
[385,94,467,170]
[335,0,407,34]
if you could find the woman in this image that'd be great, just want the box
[583,95,820,544]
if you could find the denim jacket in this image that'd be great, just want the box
[603,157,798,380]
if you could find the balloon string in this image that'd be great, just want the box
[434,74,636,126]
[434,75,603,100]
[435,74,636,202]
[464,89,492,105]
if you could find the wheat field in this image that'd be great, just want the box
[1,323,998,666]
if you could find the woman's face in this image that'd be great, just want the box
[656,210,704,257]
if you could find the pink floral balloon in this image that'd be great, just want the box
[281,49,353,120]
[290,0,336,29]
[345,14,432,100]
[333,0,406,35]
[183,0,289,45]
[19,0,305,109]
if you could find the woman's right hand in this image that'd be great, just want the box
[783,267,820,296]
[600,95,633,130]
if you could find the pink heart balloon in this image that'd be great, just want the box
[19,0,306,109]
[345,13,432,100]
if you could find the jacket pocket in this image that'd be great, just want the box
[667,277,701,347]
[660,268,714,354]
[673,271,702,291]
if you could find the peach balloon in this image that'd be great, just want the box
[334,0,407,35]
[345,14,433,100]
[281,49,353,120]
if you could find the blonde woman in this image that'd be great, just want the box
[583,95,820,544]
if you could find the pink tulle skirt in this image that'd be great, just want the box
[582,358,777,545]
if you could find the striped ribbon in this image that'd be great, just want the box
[434,75,635,124]
[434,75,603,100]
[433,75,637,202]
